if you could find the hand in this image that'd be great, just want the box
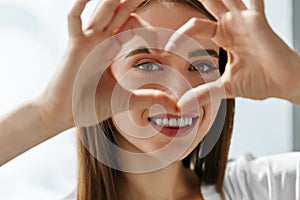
[166,0,300,106]
[38,0,178,129]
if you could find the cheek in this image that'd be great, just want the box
[187,71,221,88]
[130,109,149,126]
[112,110,174,154]
[112,109,149,138]
[112,109,153,148]
[111,111,145,153]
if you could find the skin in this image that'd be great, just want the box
[0,0,300,198]
[112,3,219,198]
[176,0,300,107]
[0,0,179,166]
[111,2,220,156]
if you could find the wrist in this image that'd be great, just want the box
[33,95,74,135]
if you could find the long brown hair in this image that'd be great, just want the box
[77,1,235,199]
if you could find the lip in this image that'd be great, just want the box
[149,114,198,118]
[148,115,199,138]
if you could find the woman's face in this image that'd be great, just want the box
[110,2,220,159]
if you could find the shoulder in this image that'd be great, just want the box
[224,152,300,200]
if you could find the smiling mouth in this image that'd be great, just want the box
[148,115,199,137]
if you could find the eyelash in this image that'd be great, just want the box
[188,62,218,73]
[133,62,218,73]
[133,62,163,72]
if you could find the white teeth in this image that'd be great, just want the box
[150,117,194,127]
[162,118,169,126]
[156,118,163,126]
[169,118,177,126]
[185,118,190,126]
[178,118,185,127]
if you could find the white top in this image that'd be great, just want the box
[63,153,300,200]
[202,153,300,200]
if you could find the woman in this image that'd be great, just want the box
[0,0,300,199]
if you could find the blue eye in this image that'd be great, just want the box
[188,63,218,73]
[134,62,163,71]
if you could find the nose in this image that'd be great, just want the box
[159,69,191,98]
[154,54,194,98]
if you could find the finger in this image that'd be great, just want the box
[177,18,217,38]
[222,0,247,10]
[130,89,180,113]
[117,14,151,32]
[117,14,158,48]
[86,0,120,31]
[198,0,229,19]
[68,0,90,38]
[250,0,265,13]
[105,0,144,33]
[164,18,217,52]
[178,79,229,111]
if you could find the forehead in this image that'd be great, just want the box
[136,2,218,49]
[137,2,208,29]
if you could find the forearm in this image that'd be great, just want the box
[0,99,67,166]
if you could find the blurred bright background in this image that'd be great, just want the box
[0,0,298,199]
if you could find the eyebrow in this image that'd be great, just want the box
[125,48,219,59]
[188,49,219,59]
[125,48,150,58]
